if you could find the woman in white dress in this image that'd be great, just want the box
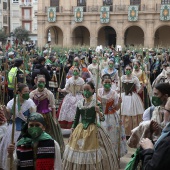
[88,56,101,87]
[58,67,85,129]
[0,83,36,170]
[118,65,144,136]
[97,74,127,157]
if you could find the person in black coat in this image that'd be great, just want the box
[139,97,170,170]
[31,57,51,88]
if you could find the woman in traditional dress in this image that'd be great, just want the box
[57,67,85,129]
[100,53,109,70]
[132,60,151,109]
[119,65,144,136]
[0,83,36,170]
[97,74,127,158]
[101,59,119,90]
[63,82,119,170]
[88,56,100,87]
[29,75,65,156]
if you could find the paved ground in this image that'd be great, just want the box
[62,129,135,170]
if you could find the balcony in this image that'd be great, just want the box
[20,2,32,8]
[21,15,32,21]
[45,6,63,13]
[44,4,164,14]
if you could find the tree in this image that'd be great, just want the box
[0,29,8,45]
[13,27,30,43]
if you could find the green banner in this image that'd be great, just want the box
[160,5,170,21]
[128,5,139,21]
[100,6,110,23]
[74,7,83,23]
[47,7,56,22]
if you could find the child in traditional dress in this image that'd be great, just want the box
[7,112,62,170]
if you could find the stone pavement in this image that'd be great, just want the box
[62,129,135,170]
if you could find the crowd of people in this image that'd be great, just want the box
[0,43,169,170]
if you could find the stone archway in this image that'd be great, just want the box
[98,26,116,47]
[72,26,90,46]
[154,25,170,47]
[124,26,144,46]
[46,26,63,46]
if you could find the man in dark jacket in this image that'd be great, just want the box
[32,57,51,88]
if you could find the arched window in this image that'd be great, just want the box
[130,0,141,5]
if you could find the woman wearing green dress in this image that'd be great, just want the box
[63,82,119,170]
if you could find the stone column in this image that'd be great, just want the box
[116,20,124,48]
[62,21,71,47]
[144,20,155,48]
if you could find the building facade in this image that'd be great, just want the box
[0,0,38,44]
[0,0,8,33]
[37,0,170,48]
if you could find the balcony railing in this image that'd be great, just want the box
[20,2,32,7]
[45,6,63,13]
[44,4,164,14]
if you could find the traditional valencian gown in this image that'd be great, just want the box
[58,76,85,129]
[88,63,101,87]
[0,98,36,169]
[132,68,152,109]
[29,88,65,156]
[97,88,127,157]
[63,96,119,170]
[120,75,144,136]
[101,68,119,90]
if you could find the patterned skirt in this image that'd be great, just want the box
[101,113,127,158]
[63,123,119,170]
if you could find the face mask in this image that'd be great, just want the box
[38,82,45,89]
[152,96,163,106]
[73,71,79,76]
[74,62,79,66]
[126,70,132,75]
[28,127,43,139]
[109,64,114,68]
[134,65,139,70]
[83,90,93,98]
[93,60,97,64]
[22,93,29,100]
[104,84,111,90]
